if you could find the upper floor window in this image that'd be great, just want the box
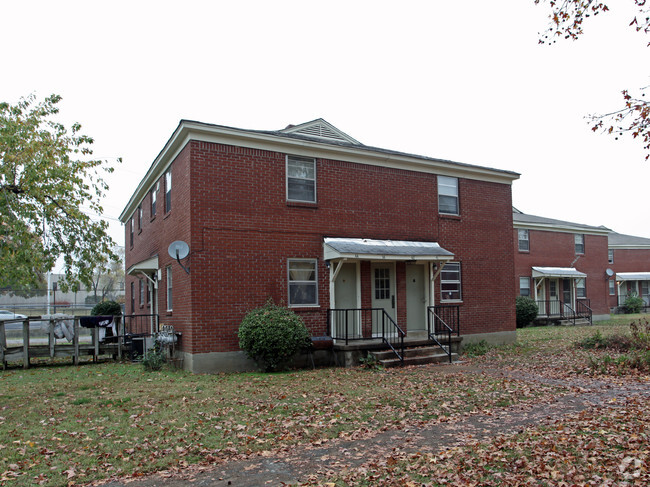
[288,259,318,306]
[608,249,614,264]
[165,170,172,213]
[286,156,316,203]
[129,216,134,247]
[137,205,142,231]
[518,229,529,252]
[440,262,462,301]
[151,182,158,217]
[438,176,459,215]
[519,277,531,296]
[574,234,584,254]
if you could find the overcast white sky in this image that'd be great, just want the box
[2,0,649,254]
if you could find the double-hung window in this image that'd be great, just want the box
[165,170,172,213]
[574,234,584,254]
[137,205,142,231]
[166,265,173,311]
[438,176,459,215]
[130,281,135,313]
[288,259,318,306]
[139,279,144,306]
[519,277,531,296]
[286,156,316,203]
[440,262,462,301]
[609,280,616,296]
[518,229,529,252]
[576,278,586,298]
[129,217,134,247]
[608,249,614,264]
[151,182,158,217]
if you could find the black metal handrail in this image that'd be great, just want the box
[427,306,455,363]
[576,299,593,324]
[562,302,577,325]
[327,308,405,364]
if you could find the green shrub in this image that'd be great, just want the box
[515,296,538,328]
[623,294,644,314]
[359,354,384,370]
[91,300,122,316]
[576,330,608,349]
[142,341,166,371]
[238,300,311,372]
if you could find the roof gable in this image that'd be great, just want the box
[279,118,361,145]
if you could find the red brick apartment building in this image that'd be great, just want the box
[120,119,519,372]
[513,209,611,323]
[608,232,650,311]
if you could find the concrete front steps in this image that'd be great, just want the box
[558,318,592,326]
[370,345,457,368]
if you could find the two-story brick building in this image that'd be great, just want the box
[120,119,520,372]
[608,232,650,311]
[513,209,611,323]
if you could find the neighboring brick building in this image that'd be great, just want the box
[608,232,650,311]
[513,209,611,322]
[120,119,519,372]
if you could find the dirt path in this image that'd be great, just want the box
[97,365,650,487]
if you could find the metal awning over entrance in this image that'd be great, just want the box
[323,237,454,261]
[127,256,159,276]
[616,272,650,281]
[532,267,586,279]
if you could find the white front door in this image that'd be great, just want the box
[406,264,426,332]
[334,263,359,338]
[371,263,396,335]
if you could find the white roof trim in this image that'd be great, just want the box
[323,237,454,262]
[120,120,519,222]
[513,221,610,236]
[127,256,159,276]
[532,267,587,278]
[616,272,650,281]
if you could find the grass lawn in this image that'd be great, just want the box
[1,315,649,486]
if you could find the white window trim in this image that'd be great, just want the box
[438,175,459,215]
[166,265,173,311]
[286,155,317,203]
[609,279,616,296]
[574,234,585,254]
[518,229,529,252]
[519,277,531,296]
[287,258,319,307]
[440,261,462,302]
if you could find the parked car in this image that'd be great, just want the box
[0,309,27,321]
[0,309,37,331]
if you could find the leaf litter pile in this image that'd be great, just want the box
[1,319,649,486]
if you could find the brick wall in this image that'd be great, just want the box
[125,140,517,355]
[513,229,609,316]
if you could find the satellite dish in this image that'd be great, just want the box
[168,241,190,260]
[606,268,614,277]
[168,241,190,274]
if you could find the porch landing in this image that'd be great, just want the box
[331,332,463,367]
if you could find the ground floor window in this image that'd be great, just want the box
[519,277,530,296]
[166,265,173,311]
[440,262,461,301]
[609,280,615,296]
[576,278,586,298]
[288,259,318,306]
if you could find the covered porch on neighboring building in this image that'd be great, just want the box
[615,272,650,311]
[531,267,592,324]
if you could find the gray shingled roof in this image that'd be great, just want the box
[609,232,650,247]
[513,211,610,233]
